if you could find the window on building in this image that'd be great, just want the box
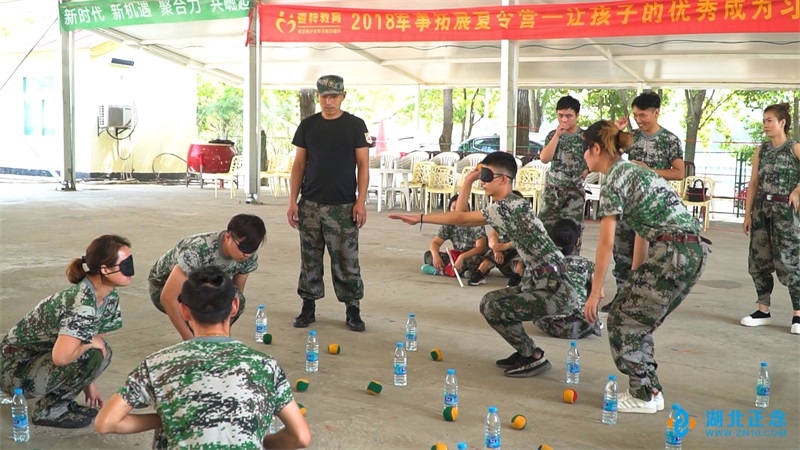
[23,76,56,136]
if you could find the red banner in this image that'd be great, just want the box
[258,1,799,42]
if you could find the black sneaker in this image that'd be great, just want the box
[345,305,366,332]
[504,353,552,378]
[495,351,522,369]
[69,401,98,418]
[33,410,93,429]
[468,270,487,286]
[506,273,522,288]
[292,300,316,328]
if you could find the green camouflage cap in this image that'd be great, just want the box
[317,75,344,95]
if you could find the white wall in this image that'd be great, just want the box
[0,42,197,178]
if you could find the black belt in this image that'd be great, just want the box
[532,263,566,277]
[762,194,790,203]
[655,234,700,243]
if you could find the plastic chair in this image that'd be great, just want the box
[682,176,715,231]
[261,154,286,196]
[432,151,461,166]
[514,166,545,213]
[404,160,435,210]
[212,155,244,198]
[456,153,486,173]
[669,179,685,197]
[425,165,456,214]
[395,151,430,170]
[459,166,488,209]
[584,172,604,220]
[274,152,295,197]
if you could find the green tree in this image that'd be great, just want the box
[716,90,795,164]
[196,75,243,143]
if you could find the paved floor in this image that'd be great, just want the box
[0,178,798,449]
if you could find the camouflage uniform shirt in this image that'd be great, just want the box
[1,278,121,353]
[481,194,564,269]
[600,161,699,240]
[565,255,594,306]
[436,224,487,252]
[118,337,292,449]
[544,129,587,188]
[148,231,258,289]
[628,128,683,169]
[757,139,800,195]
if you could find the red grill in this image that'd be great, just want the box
[186,143,236,174]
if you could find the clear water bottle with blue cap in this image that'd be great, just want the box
[566,340,580,384]
[394,342,407,386]
[755,362,769,408]
[305,330,319,372]
[601,375,618,425]
[484,406,501,449]
[11,388,29,442]
[444,368,458,408]
[255,305,267,342]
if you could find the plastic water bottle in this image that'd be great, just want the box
[755,362,770,408]
[268,415,284,434]
[305,330,319,373]
[601,375,618,425]
[665,404,683,449]
[405,313,418,351]
[444,368,458,408]
[255,305,267,342]
[11,388,29,442]
[393,342,407,386]
[484,406,501,449]
[566,340,580,384]
[457,444,467,450]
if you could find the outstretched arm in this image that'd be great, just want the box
[390,210,488,228]
[585,214,617,323]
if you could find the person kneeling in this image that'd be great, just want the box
[534,218,602,339]
[96,266,310,449]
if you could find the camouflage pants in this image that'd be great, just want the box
[424,250,483,274]
[612,219,635,292]
[297,199,363,305]
[607,240,709,400]
[534,314,602,339]
[748,200,800,310]
[479,248,521,277]
[150,280,246,324]
[0,340,111,420]
[538,187,586,255]
[479,273,587,357]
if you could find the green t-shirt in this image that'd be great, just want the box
[599,161,699,240]
[544,128,587,187]
[628,128,683,170]
[148,231,258,289]
[1,278,121,353]
[436,224,487,252]
[118,338,293,449]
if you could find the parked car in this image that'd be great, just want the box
[457,134,543,164]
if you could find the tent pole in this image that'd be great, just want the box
[244,4,262,203]
[59,0,76,191]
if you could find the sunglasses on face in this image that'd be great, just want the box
[479,167,511,183]
[106,255,135,277]
[230,233,259,255]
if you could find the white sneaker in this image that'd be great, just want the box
[654,391,664,411]
[617,390,658,414]
[741,311,771,326]
[791,323,800,335]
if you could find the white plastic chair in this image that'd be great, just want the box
[212,155,244,198]
[432,152,461,166]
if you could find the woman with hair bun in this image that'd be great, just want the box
[0,235,133,429]
[740,103,800,334]
[582,120,709,414]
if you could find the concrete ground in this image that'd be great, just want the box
[0,177,798,450]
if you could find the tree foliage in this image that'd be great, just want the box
[196,75,243,143]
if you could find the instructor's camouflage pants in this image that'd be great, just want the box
[297,199,363,306]
[607,240,709,400]
[150,281,246,324]
[748,199,800,310]
[612,219,635,292]
[0,340,111,420]
[538,187,586,255]
[479,273,590,357]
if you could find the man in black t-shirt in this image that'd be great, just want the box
[286,75,371,332]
